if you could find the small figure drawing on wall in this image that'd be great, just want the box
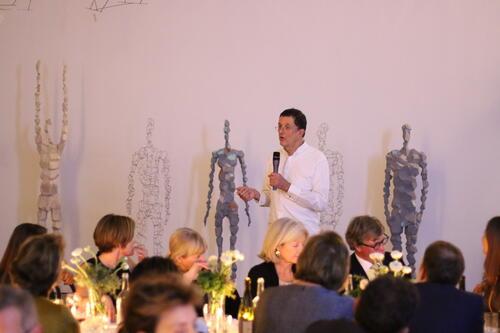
[34,61,68,233]
[0,0,32,11]
[383,124,429,273]
[203,120,251,277]
[126,118,171,256]
[317,123,344,231]
[88,0,146,13]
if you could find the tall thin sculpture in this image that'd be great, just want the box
[126,118,171,256]
[317,123,344,230]
[34,61,68,233]
[383,124,429,271]
[204,120,251,276]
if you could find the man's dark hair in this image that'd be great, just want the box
[295,231,349,291]
[280,108,307,135]
[129,256,179,284]
[356,276,419,333]
[422,240,464,285]
[345,215,385,251]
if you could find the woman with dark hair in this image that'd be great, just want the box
[0,223,47,284]
[119,274,202,333]
[254,231,354,333]
[10,234,79,333]
[474,216,500,312]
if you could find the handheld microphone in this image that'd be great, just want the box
[272,152,280,190]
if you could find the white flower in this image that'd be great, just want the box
[220,252,232,266]
[369,252,384,263]
[402,266,412,275]
[83,246,92,253]
[71,248,83,257]
[233,250,245,261]
[208,255,218,265]
[389,261,403,273]
[379,265,389,275]
[359,279,369,290]
[390,250,403,260]
[70,258,80,265]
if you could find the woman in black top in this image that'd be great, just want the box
[247,218,308,298]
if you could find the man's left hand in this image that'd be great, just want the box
[268,172,291,192]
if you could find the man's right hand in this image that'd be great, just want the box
[236,186,260,202]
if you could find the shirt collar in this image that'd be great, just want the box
[282,141,309,157]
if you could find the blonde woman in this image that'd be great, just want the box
[247,218,308,298]
[168,228,208,283]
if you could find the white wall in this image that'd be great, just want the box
[1,0,500,291]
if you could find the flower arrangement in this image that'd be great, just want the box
[197,250,245,299]
[348,250,412,297]
[63,246,127,316]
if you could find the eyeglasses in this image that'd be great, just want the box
[359,234,389,249]
[275,124,298,132]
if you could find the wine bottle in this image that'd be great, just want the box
[116,272,130,324]
[238,277,254,333]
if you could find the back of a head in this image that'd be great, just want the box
[168,227,207,259]
[356,276,419,333]
[295,231,349,290]
[484,216,500,284]
[345,215,384,251]
[0,285,39,333]
[10,234,64,297]
[129,256,179,284]
[93,214,135,253]
[0,223,47,284]
[119,273,202,333]
[422,240,464,285]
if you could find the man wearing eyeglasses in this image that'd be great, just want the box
[345,215,393,281]
[237,108,329,235]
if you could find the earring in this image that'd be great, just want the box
[275,249,281,257]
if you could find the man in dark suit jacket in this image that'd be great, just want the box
[345,216,395,284]
[409,241,484,333]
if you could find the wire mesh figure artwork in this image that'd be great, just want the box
[126,118,171,256]
[88,0,145,13]
[316,123,344,231]
[383,124,428,272]
[203,120,251,277]
[34,61,68,233]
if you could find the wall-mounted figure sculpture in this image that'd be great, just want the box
[317,123,344,230]
[203,120,251,277]
[34,61,68,233]
[88,0,145,13]
[383,124,429,272]
[126,118,171,256]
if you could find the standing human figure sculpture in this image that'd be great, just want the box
[383,124,429,271]
[126,118,171,256]
[204,120,251,276]
[34,61,68,233]
[317,123,344,231]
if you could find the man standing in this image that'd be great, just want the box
[237,109,329,234]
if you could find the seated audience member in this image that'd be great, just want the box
[474,216,500,312]
[409,241,483,333]
[168,227,208,283]
[248,217,308,298]
[168,227,240,317]
[307,276,418,333]
[129,256,179,285]
[10,234,79,333]
[0,223,47,284]
[85,214,144,320]
[118,274,202,333]
[254,231,354,333]
[0,285,41,333]
[345,215,393,282]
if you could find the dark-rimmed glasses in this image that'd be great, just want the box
[359,233,389,249]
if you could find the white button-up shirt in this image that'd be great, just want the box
[258,142,329,235]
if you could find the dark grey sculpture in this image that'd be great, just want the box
[383,124,428,272]
[203,120,251,276]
